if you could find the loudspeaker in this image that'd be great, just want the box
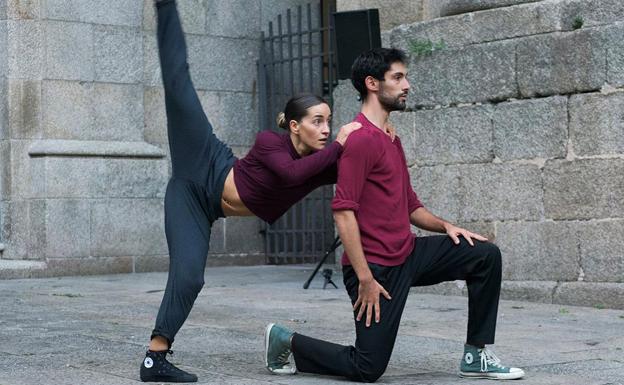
[333,9,381,80]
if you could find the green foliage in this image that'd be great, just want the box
[409,39,446,56]
[558,308,569,314]
[572,15,584,30]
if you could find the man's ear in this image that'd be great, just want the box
[364,75,379,93]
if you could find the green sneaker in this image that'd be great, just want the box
[460,345,525,380]
[264,323,297,375]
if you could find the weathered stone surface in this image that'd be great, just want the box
[6,0,40,19]
[178,0,207,34]
[28,139,165,158]
[561,0,624,29]
[578,220,624,283]
[331,80,360,131]
[45,256,134,277]
[555,282,624,309]
[224,217,264,254]
[8,79,41,139]
[497,221,580,281]
[209,218,225,254]
[391,0,563,50]
[1,200,45,260]
[0,141,9,200]
[90,199,167,257]
[0,1,6,19]
[500,280,557,304]
[43,81,143,141]
[101,158,168,199]
[34,157,101,198]
[7,20,42,79]
[0,21,6,76]
[412,105,493,165]
[408,39,517,107]
[605,23,624,87]
[338,0,423,31]
[569,91,624,156]
[94,25,142,84]
[434,0,541,17]
[45,21,93,81]
[187,35,259,92]
[409,164,461,223]
[198,90,258,147]
[44,0,142,27]
[134,254,169,273]
[9,139,32,198]
[458,163,544,222]
[44,199,90,258]
[142,32,161,87]
[517,28,607,97]
[389,111,415,166]
[143,86,167,146]
[493,96,568,160]
[543,159,624,220]
[206,0,261,38]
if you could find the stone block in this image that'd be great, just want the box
[36,156,102,198]
[493,96,568,160]
[554,282,624,310]
[43,81,143,141]
[410,281,466,296]
[45,256,134,277]
[543,159,624,220]
[434,0,541,17]
[92,83,143,141]
[94,25,142,84]
[44,199,90,258]
[0,21,6,76]
[389,111,415,166]
[101,158,168,198]
[187,35,259,92]
[44,0,142,26]
[1,199,45,260]
[496,221,580,281]
[605,23,624,87]
[90,199,167,257]
[408,39,517,107]
[45,21,93,81]
[0,141,9,199]
[7,20,43,79]
[561,0,624,29]
[142,32,161,87]
[42,80,93,139]
[412,105,493,165]
[517,28,606,98]
[458,163,544,222]
[206,0,260,38]
[143,86,167,145]
[500,280,557,304]
[0,77,6,140]
[177,0,207,35]
[391,0,563,50]
[6,0,40,19]
[134,254,169,273]
[142,0,156,31]
[569,91,624,156]
[339,0,423,31]
[0,1,6,19]
[208,218,225,254]
[224,217,264,254]
[578,220,624,283]
[409,164,461,223]
[198,90,258,147]
[9,139,32,198]
[8,79,41,139]
[331,80,360,131]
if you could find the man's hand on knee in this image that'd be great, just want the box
[354,278,392,327]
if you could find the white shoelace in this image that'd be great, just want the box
[480,348,505,372]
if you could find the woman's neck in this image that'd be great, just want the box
[290,133,312,156]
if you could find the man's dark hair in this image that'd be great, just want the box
[350,48,408,101]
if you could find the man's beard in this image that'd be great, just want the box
[378,87,407,112]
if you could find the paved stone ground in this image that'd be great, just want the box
[1,265,623,385]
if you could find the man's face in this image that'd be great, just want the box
[378,62,410,112]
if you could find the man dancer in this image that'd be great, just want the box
[265,48,525,382]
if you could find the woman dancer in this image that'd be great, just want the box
[141,1,395,382]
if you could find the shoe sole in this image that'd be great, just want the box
[264,323,275,371]
[460,371,525,380]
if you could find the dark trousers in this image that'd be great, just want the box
[150,0,235,346]
[291,236,502,383]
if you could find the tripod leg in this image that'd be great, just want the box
[303,236,341,289]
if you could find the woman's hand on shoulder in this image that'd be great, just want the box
[335,122,362,146]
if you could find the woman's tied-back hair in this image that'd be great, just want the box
[276,93,328,130]
[351,48,408,101]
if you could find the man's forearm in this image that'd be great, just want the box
[409,207,451,233]
[333,210,373,283]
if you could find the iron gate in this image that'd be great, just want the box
[257,1,338,264]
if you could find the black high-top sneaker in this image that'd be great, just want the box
[140,350,198,383]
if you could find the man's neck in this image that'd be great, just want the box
[360,100,389,132]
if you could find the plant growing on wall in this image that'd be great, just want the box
[572,15,584,30]
[409,39,446,56]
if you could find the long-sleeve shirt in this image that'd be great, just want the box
[331,113,424,266]
[234,130,342,223]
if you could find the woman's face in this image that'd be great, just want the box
[290,103,332,153]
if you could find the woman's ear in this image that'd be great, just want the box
[289,119,299,134]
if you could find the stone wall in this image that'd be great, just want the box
[333,0,624,309]
[0,0,318,278]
